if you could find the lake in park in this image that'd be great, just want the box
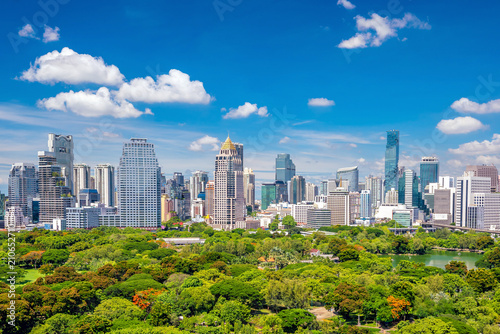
[382,250,484,270]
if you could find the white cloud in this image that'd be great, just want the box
[43,26,60,43]
[447,159,465,168]
[85,127,120,138]
[293,130,370,145]
[279,136,291,144]
[37,88,150,118]
[308,98,335,107]
[399,154,421,168]
[20,47,125,86]
[476,155,500,165]
[451,97,500,114]
[449,134,500,155]
[337,0,355,10]
[436,116,487,134]
[115,70,212,104]
[357,157,366,163]
[223,102,268,119]
[189,135,220,151]
[338,13,430,49]
[379,136,385,140]
[18,24,36,38]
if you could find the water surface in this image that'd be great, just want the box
[381,250,483,270]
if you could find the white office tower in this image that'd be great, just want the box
[305,182,318,202]
[243,168,256,208]
[48,134,74,194]
[95,164,115,207]
[385,188,399,204]
[366,176,383,209]
[360,190,371,218]
[291,202,315,224]
[456,172,491,228]
[473,193,500,230]
[117,139,161,229]
[214,136,245,229]
[404,169,417,208]
[73,163,91,203]
[190,171,209,201]
[439,176,455,189]
[8,163,37,219]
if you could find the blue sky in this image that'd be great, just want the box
[1,0,500,195]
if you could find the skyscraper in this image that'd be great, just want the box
[289,175,306,204]
[261,183,277,211]
[38,151,73,225]
[95,164,115,207]
[73,163,91,203]
[404,169,420,208]
[243,168,256,208]
[360,190,371,218]
[214,136,245,228]
[366,176,383,209]
[117,138,161,229]
[48,133,74,194]
[205,181,215,218]
[420,157,439,194]
[305,182,318,201]
[234,142,244,166]
[190,171,209,200]
[8,163,37,219]
[336,166,359,192]
[466,165,499,192]
[384,130,399,196]
[456,172,491,228]
[275,153,296,183]
[327,188,349,225]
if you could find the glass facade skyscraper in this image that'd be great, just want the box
[8,163,37,219]
[384,130,399,196]
[336,166,359,192]
[261,183,277,210]
[275,153,296,183]
[420,157,439,194]
[117,138,161,229]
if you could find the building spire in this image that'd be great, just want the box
[221,135,236,151]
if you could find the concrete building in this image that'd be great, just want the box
[305,182,318,202]
[473,193,500,230]
[205,181,215,218]
[190,171,209,201]
[78,189,100,207]
[243,168,256,208]
[5,206,27,229]
[214,136,245,229]
[95,164,115,207]
[385,188,399,204]
[8,163,37,220]
[161,194,175,222]
[73,164,91,203]
[307,209,332,228]
[65,206,100,229]
[48,133,74,194]
[349,192,361,222]
[327,188,349,225]
[466,165,499,192]
[289,175,306,204]
[360,190,371,218]
[291,202,314,224]
[366,176,383,209]
[432,188,456,225]
[456,172,491,228]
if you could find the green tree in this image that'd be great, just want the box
[466,268,497,293]
[445,261,468,276]
[282,215,296,229]
[277,309,316,333]
[325,283,369,320]
[219,300,251,324]
[41,249,69,265]
[93,297,144,321]
[179,286,215,315]
[397,317,459,334]
[392,236,410,254]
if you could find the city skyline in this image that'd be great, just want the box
[2,0,500,196]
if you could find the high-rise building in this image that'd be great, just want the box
[73,163,91,203]
[234,142,244,166]
[261,182,277,210]
[385,188,399,204]
[243,168,256,208]
[320,180,328,196]
[214,136,245,229]
[190,171,209,200]
[456,172,491,228]
[289,175,306,204]
[336,166,359,192]
[420,157,439,194]
[276,181,287,203]
[0,191,6,220]
[466,165,499,192]
[384,130,399,195]
[173,172,184,188]
[161,194,175,222]
[48,134,74,194]
[349,192,361,222]
[8,163,37,219]
[305,182,318,202]
[116,139,161,229]
[327,188,349,225]
[275,153,296,184]
[307,209,332,229]
[205,181,215,218]
[360,190,371,218]
[291,202,315,224]
[403,169,420,208]
[78,189,100,207]
[439,176,455,189]
[95,164,115,207]
[433,188,456,225]
[38,151,73,225]
[366,176,383,209]
[65,207,100,229]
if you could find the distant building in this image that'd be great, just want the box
[307,209,332,229]
[95,164,115,207]
[291,202,315,224]
[289,175,306,204]
[466,165,499,192]
[275,153,296,184]
[243,168,256,208]
[366,175,383,209]
[336,166,359,192]
[190,171,208,201]
[8,163,37,220]
[456,172,491,228]
[66,206,100,229]
[48,133,74,194]
[73,164,91,203]
[205,181,215,218]
[385,130,399,195]
[360,190,371,218]
[261,182,277,211]
[305,182,318,202]
[78,189,100,207]
[420,157,439,194]
[327,188,349,225]
[385,188,399,204]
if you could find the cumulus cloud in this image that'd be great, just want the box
[476,155,500,165]
[43,26,60,43]
[451,97,500,114]
[449,134,500,155]
[18,24,36,38]
[37,88,150,118]
[337,0,355,10]
[115,70,212,104]
[338,13,430,49]
[223,102,268,119]
[279,136,291,144]
[436,116,487,134]
[189,135,220,151]
[20,47,125,86]
[85,127,120,138]
[308,98,335,107]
